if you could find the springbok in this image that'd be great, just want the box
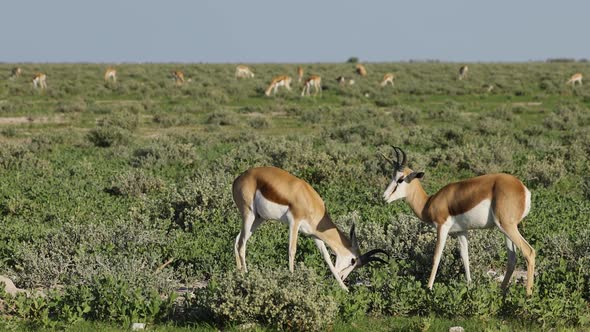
[32,73,47,90]
[301,75,322,96]
[104,67,117,83]
[382,146,535,295]
[458,65,468,80]
[233,166,388,290]
[380,73,395,87]
[297,66,304,83]
[10,67,21,79]
[355,64,367,76]
[172,70,185,85]
[566,73,582,86]
[264,75,292,96]
[235,65,255,79]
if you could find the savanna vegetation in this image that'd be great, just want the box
[0,61,589,331]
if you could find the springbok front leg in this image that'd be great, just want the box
[428,222,451,290]
[313,238,348,290]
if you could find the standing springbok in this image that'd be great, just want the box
[355,64,367,76]
[32,73,47,90]
[380,73,395,87]
[235,65,255,79]
[382,146,535,295]
[297,66,304,83]
[301,75,322,96]
[458,65,468,80]
[566,73,582,86]
[172,70,185,85]
[233,167,388,290]
[104,67,117,83]
[264,75,292,96]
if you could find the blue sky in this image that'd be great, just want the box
[1,1,587,63]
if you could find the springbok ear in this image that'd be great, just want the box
[404,171,425,183]
[350,223,358,248]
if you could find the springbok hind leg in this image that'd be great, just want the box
[501,236,517,291]
[235,212,263,273]
[456,232,471,283]
[502,223,536,295]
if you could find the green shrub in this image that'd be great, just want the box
[247,116,271,129]
[205,266,339,331]
[106,169,164,196]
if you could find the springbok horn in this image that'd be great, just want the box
[363,256,389,265]
[399,147,407,167]
[360,248,390,266]
[392,146,401,167]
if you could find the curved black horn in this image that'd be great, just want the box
[363,256,389,266]
[400,147,407,167]
[360,248,390,266]
[392,146,401,167]
[393,146,407,168]
[350,223,358,248]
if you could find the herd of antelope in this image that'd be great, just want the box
[7,65,583,98]
[5,63,583,296]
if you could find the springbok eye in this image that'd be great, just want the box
[397,177,405,183]
[351,258,356,265]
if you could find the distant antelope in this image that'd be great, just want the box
[566,73,582,86]
[382,146,536,295]
[458,65,468,80]
[336,76,355,86]
[32,73,47,90]
[301,75,322,96]
[297,66,304,83]
[264,75,292,96]
[233,166,388,290]
[172,70,185,85]
[104,67,117,83]
[10,67,21,79]
[380,73,395,87]
[235,65,255,79]
[355,64,367,76]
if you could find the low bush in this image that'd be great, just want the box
[201,266,339,331]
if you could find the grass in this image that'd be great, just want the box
[0,62,589,330]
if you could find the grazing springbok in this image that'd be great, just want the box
[233,166,388,290]
[104,67,117,83]
[297,66,304,83]
[382,146,535,295]
[458,65,468,80]
[10,67,22,79]
[355,64,367,76]
[336,76,355,86]
[235,65,255,79]
[172,70,185,85]
[380,73,395,87]
[264,75,292,96]
[301,75,322,96]
[566,73,582,86]
[32,73,47,90]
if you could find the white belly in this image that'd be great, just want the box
[448,199,495,233]
[254,190,290,222]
